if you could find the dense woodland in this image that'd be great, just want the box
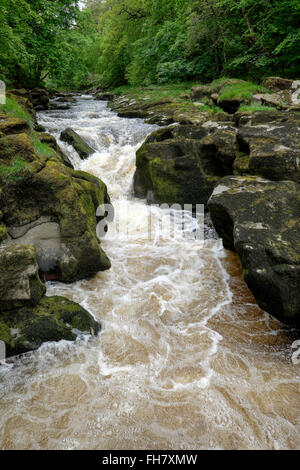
[0,0,299,90]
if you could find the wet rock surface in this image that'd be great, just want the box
[0,244,100,357]
[109,95,232,126]
[134,124,233,205]
[60,128,95,159]
[208,176,300,327]
[234,112,300,182]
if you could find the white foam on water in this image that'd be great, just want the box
[0,96,299,451]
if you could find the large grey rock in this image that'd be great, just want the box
[9,87,50,110]
[94,92,116,101]
[208,176,300,327]
[0,246,101,357]
[134,124,231,205]
[234,112,300,182]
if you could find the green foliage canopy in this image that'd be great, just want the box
[0,0,299,90]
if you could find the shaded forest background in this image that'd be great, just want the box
[0,0,299,90]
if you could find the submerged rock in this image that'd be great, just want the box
[208,176,300,327]
[60,128,95,159]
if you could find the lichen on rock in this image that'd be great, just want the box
[208,176,300,327]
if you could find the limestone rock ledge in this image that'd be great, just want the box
[208,176,300,327]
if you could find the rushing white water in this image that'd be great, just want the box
[0,96,299,450]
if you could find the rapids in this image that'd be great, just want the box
[0,96,299,450]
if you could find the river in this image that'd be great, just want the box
[0,95,299,450]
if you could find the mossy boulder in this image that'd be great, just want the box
[60,128,95,159]
[251,92,290,109]
[0,117,30,135]
[208,176,300,327]
[134,124,233,206]
[190,79,267,114]
[190,86,209,101]
[200,127,238,174]
[0,120,111,282]
[0,296,100,357]
[0,241,101,357]
[0,161,111,281]
[95,92,116,101]
[217,81,270,114]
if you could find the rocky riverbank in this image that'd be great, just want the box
[0,90,111,356]
[100,77,300,327]
[0,78,299,357]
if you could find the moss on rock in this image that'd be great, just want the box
[0,296,100,357]
[0,120,111,282]
[134,124,232,206]
[60,128,95,159]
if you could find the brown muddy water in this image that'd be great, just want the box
[0,96,299,450]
